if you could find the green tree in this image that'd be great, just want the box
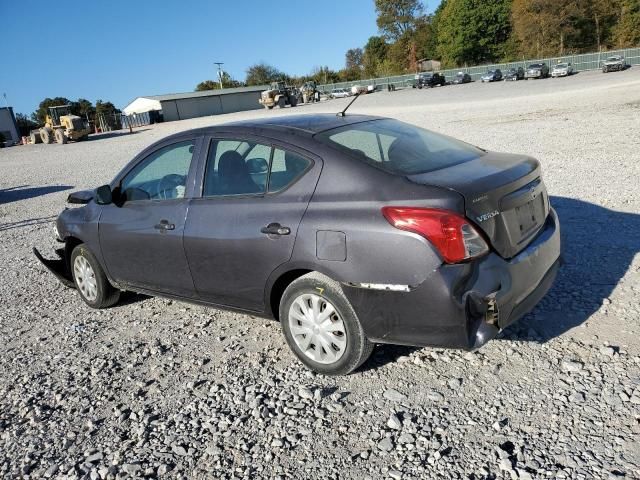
[245,63,286,86]
[195,72,244,91]
[345,48,364,70]
[15,113,38,136]
[374,0,424,39]
[95,100,120,117]
[614,0,640,47]
[363,36,389,77]
[435,0,513,67]
[75,98,95,119]
[413,15,437,60]
[512,0,586,57]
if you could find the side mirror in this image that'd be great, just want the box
[95,185,113,205]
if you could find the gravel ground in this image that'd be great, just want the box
[1,68,639,480]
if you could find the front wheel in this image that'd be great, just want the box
[280,272,374,375]
[71,245,120,309]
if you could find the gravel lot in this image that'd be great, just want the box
[1,69,639,480]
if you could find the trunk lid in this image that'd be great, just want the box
[407,152,549,259]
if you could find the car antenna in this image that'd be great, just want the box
[336,92,361,117]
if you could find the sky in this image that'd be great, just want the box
[0,0,440,116]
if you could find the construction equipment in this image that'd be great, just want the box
[300,81,318,103]
[30,105,91,145]
[258,82,298,109]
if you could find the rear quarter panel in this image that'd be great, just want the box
[287,144,465,287]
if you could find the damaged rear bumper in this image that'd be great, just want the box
[33,247,75,288]
[344,208,561,350]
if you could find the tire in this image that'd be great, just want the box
[280,272,374,375]
[54,129,67,144]
[71,244,120,309]
[30,131,41,144]
[40,128,53,144]
[278,97,286,109]
[290,96,298,107]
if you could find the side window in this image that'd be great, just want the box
[121,140,195,201]
[203,139,269,196]
[268,148,311,192]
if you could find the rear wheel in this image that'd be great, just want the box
[54,129,67,144]
[40,128,53,144]
[71,245,120,309]
[278,97,286,109]
[280,272,374,375]
[30,131,41,144]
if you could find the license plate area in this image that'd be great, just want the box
[515,196,544,239]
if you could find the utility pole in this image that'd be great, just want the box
[214,62,224,89]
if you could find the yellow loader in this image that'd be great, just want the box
[30,105,91,144]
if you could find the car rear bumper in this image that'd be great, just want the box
[344,208,561,349]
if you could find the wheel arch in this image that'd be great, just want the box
[267,268,314,321]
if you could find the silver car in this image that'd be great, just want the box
[602,55,627,73]
[551,62,574,77]
[330,89,351,99]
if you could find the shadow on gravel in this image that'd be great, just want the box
[116,291,151,306]
[86,129,150,141]
[0,215,58,232]
[0,185,73,205]
[501,195,640,343]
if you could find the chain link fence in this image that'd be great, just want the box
[317,47,640,93]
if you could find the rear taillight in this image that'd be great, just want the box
[382,207,489,264]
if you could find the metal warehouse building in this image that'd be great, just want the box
[123,85,268,122]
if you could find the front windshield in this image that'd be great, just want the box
[607,56,620,61]
[528,64,542,68]
[486,70,495,74]
[555,63,568,68]
[316,119,484,175]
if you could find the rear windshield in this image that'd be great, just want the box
[316,119,483,175]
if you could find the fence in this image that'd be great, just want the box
[316,46,640,93]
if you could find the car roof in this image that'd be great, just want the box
[161,114,384,143]
[220,114,381,134]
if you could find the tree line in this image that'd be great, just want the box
[195,0,639,91]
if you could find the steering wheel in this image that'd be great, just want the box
[156,174,185,200]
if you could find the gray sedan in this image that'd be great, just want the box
[36,114,561,375]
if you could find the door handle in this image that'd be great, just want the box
[154,219,175,231]
[260,223,291,236]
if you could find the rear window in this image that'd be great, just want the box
[315,119,483,175]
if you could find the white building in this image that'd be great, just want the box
[123,85,268,122]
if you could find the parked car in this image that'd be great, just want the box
[452,72,471,84]
[481,69,502,82]
[504,67,525,81]
[551,63,574,77]
[330,89,351,99]
[351,85,367,95]
[602,55,627,73]
[525,63,550,79]
[35,114,561,375]
[414,72,447,88]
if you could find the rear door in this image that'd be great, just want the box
[99,137,202,297]
[184,135,322,311]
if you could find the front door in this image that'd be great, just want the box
[184,136,321,311]
[99,137,201,297]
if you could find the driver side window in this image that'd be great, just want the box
[121,140,195,201]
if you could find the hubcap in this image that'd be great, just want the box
[73,255,98,302]
[288,293,347,364]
